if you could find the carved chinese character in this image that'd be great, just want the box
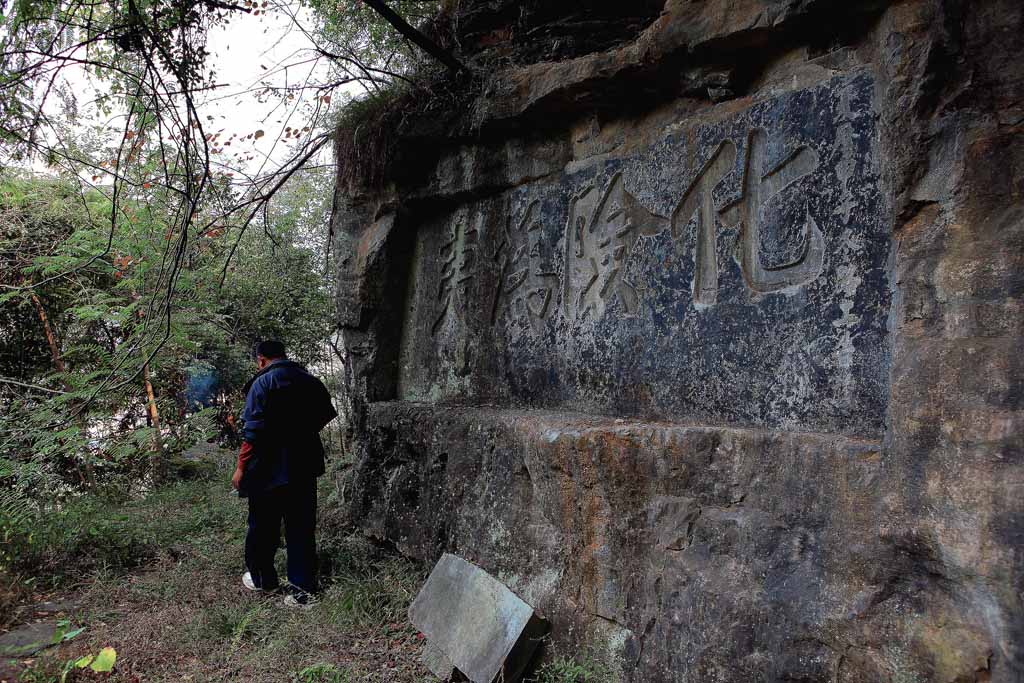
[432,218,478,337]
[492,201,558,331]
[670,129,824,306]
[564,173,669,321]
[670,139,738,306]
[720,128,824,294]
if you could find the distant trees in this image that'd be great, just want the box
[0,167,333,501]
[0,0,450,504]
[0,0,449,374]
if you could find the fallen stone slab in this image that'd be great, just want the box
[409,554,547,683]
[33,598,79,616]
[420,642,456,681]
[0,620,59,658]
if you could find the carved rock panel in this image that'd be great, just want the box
[398,72,890,437]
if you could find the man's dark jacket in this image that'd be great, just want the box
[239,359,337,497]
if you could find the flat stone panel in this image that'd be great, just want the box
[420,642,455,681]
[397,71,890,438]
[409,553,544,683]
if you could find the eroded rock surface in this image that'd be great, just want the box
[332,1,1023,680]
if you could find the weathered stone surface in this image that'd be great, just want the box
[332,1,1024,681]
[470,0,889,132]
[397,71,889,437]
[361,404,891,680]
[0,620,58,658]
[409,553,546,683]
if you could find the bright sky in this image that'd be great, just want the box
[27,2,365,177]
[197,3,346,173]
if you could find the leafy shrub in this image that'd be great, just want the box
[3,463,236,591]
[0,486,36,567]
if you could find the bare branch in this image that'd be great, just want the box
[360,0,463,73]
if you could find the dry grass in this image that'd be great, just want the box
[7,469,431,683]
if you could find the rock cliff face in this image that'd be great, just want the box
[331,1,1023,680]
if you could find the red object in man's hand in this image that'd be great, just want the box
[233,441,254,490]
[237,440,254,468]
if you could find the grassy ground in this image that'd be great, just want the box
[3,456,431,683]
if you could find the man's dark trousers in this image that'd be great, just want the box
[244,477,317,594]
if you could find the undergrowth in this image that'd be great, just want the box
[1,454,239,629]
[6,455,430,682]
[5,448,626,683]
[533,650,616,683]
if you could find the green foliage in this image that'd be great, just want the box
[52,619,86,645]
[59,645,116,682]
[316,537,422,629]
[0,166,335,507]
[17,659,67,683]
[534,651,616,683]
[302,0,444,83]
[0,456,238,634]
[219,169,334,366]
[192,601,277,648]
[2,455,234,588]
[294,662,349,683]
[80,645,116,672]
[0,479,41,575]
[14,474,427,682]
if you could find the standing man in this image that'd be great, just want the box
[232,340,337,607]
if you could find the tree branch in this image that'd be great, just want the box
[361,0,464,73]
[0,377,67,394]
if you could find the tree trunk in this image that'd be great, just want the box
[30,293,64,372]
[31,291,91,484]
[143,361,167,480]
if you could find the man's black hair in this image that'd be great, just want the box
[255,340,286,359]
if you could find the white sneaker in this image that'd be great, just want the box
[242,571,261,591]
